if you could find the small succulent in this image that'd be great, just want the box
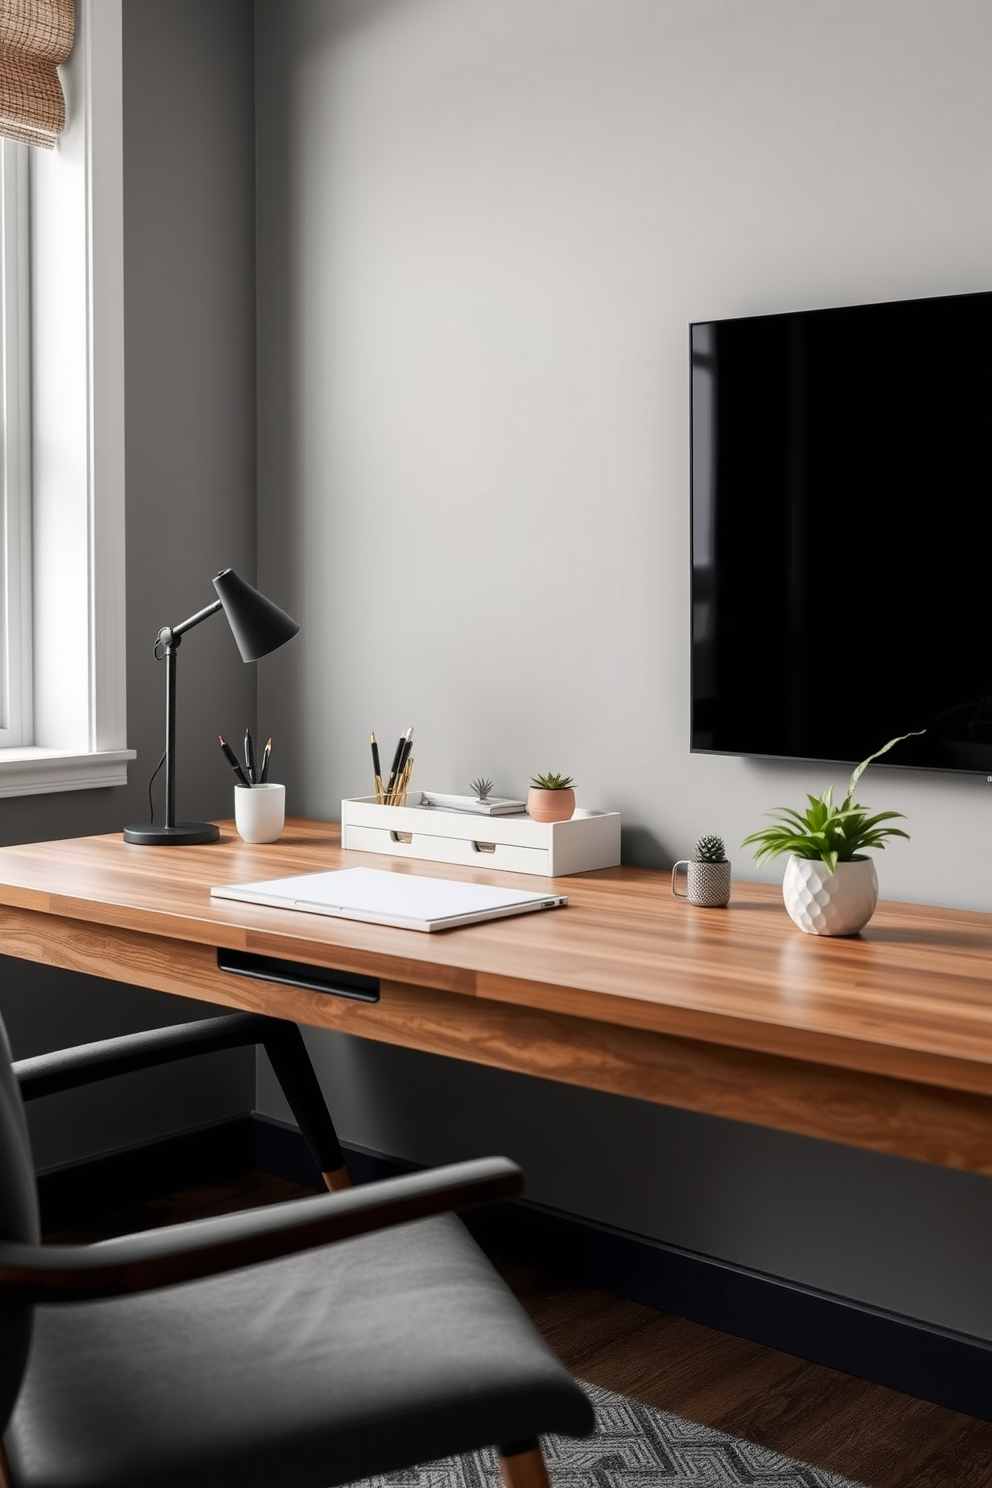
[530,772,575,791]
[470,777,494,802]
[695,834,727,864]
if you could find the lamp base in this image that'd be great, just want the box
[123,822,220,846]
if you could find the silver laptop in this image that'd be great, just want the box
[210,866,568,933]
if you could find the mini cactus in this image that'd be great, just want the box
[530,772,575,791]
[470,777,494,802]
[695,834,727,864]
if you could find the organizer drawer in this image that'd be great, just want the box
[341,795,620,876]
[341,823,551,875]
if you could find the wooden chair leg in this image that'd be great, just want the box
[321,1165,352,1191]
[499,1442,550,1488]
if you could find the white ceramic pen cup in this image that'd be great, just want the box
[234,783,286,844]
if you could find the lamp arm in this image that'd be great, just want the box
[170,597,223,641]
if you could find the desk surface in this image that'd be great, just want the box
[0,821,990,1172]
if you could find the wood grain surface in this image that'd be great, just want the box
[1,821,991,1167]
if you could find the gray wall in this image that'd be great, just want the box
[254,0,992,1337]
[0,0,261,1164]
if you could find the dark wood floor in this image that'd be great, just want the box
[496,1259,992,1488]
[45,1169,992,1488]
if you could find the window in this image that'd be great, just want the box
[0,0,134,797]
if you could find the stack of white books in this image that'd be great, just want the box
[418,791,527,817]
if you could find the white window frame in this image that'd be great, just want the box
[0,0,134,797]
[0,137,32,748]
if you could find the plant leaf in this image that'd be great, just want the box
[846,730,926,801]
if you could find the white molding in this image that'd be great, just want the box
[15,0,130,791]
[0,138,33,746]
[0,748,133,797]
[85,0,127,754]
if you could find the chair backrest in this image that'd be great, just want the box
[0,1012,40,1432]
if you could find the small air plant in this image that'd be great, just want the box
[470,777,494,803]
[529,772,575,791]
[694,834,727,864]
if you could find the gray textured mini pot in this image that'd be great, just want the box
[671,859,732,907]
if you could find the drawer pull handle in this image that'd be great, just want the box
[473,841,496,854]
[389,831,413,844]
[218,949,379,1002]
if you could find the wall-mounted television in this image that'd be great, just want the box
[690,289,992,777]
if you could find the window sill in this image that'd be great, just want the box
[0,748,135,798]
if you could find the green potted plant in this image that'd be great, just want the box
[742,733,918,936]
[671,834,731,908]
[527,772,575,824]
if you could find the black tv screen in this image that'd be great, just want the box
[690,289,992,776]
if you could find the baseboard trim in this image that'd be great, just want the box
[470,1188,992,1423]
[38,1112,992,1422]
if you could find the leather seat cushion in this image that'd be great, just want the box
[5,1213,593,1488]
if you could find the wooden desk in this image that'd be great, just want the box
[0,820,990,1174]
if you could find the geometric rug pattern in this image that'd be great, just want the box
[359,1380,868,1488]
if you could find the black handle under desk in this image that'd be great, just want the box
[217,948,380,1002]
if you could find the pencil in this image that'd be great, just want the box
[371,732,383,804]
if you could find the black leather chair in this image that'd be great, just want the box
[0,1012,593,1488]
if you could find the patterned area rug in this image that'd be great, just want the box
[363,1381,867,1488]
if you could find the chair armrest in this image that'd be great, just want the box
[0,1157,522,1304]
[13,1014,268,1099]
[14,1014,350,1181]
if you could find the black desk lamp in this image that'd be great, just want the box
[123,568,300,846]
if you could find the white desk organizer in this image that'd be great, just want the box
[341,794,620,877]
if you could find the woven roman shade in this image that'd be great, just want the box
[0,0,74,148]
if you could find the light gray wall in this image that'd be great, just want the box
[255,0,992,909]
[254,0,992,1337]
[0,0,260,1164]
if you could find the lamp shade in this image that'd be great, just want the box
[212,568,300,662]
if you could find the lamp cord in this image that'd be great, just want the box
[147,750,167,824]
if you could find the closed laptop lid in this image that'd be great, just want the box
[211,867,567,932]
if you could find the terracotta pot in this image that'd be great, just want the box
[527,787,575,823]
[782,855,878,936]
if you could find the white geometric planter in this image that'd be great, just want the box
[782,855,878,937]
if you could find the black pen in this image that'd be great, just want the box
[386,726,413,804]
[395,730,414,783]
[384,729,407,802]
[259,738,272,784]
[244,727,256,785]
[218,735,251,787]
[370,732,383,803]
